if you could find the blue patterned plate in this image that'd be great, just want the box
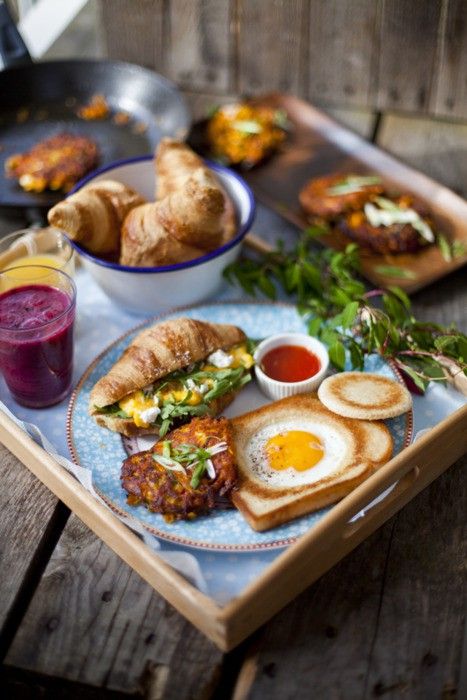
[67,302,413,551]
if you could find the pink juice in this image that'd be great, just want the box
[0,284,75,407]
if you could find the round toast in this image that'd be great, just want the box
[318,372,412,420]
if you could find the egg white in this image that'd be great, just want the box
[245,419,347,488]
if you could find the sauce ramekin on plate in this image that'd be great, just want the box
[254,333,329,401]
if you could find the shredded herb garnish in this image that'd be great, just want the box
[326,175,382,196]
[152,440,228,489]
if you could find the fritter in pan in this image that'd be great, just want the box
[5,132,99,193]
[299,173,384,219]
[338,195,434,254]
[121,416,237,522]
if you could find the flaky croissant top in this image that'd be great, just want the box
[89,318,246,409]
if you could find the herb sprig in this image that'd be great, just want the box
[224,227,467,392]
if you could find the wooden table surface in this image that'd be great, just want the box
[0,120,466,699]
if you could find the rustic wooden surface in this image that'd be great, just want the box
[98,0,467,120]
[0,106,466,696]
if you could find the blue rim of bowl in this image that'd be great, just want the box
[68,155,256,273]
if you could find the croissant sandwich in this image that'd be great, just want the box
[89,318,254,437]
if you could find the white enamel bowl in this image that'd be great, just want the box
[69,156,255,314]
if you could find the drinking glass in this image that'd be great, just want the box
[0,265,76,407]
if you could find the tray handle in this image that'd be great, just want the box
[342,465,420,539]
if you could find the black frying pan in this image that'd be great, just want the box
[0,0,190,221]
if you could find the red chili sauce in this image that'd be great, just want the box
[260,344,321,383]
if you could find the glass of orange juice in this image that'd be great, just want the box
[0,227,75,283]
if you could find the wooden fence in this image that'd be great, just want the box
[99,0,467,120]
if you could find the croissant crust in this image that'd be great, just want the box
[89,318,246,409]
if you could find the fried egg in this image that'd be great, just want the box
[245,419,346,488]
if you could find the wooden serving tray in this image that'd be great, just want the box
[237,94,467,293]
[1,403,465,651]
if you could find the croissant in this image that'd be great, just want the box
[156,168,226,250]
[89,317,247,435]
[90,318,246,409]
[155,138,237,243]
[120,203,203,267]
[155,138,205,199]
[47,180,146,254]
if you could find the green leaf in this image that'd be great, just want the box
[374,265,417,280]
[340,301,360,330]
[329,341,346,370]
[190,462,206,489]
[388,286,411,310]
[258,274,276,299]
[401,366,428,393]
[320,328,340,347]
[304,224,329,238]
[308,317,322,337]
[159,419,170,437]
[302,261,321,291]
[326,175,382,195]
[452,240,467,259]
[437,233,452,262]
[349,341,364,370]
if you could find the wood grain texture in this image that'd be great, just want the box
[0,444,59,634]
[232,524,394,699]
[308,0,381,109]
[377,113,467,196]
[238,0,305,95]
[4,513,223,696]
[324,107,376,138]
[232,457,467,699]
[99,0,163,68]
[432,0,467,118]
[377,0,443,113]
[362,456,467,699]
[165,0,233,92]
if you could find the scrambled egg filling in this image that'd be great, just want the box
[118,343,253,428]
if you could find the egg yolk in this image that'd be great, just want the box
[265,430,324,472]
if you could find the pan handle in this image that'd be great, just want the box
[0,0,32,69]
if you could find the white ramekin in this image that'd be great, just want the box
[254,333,329,401]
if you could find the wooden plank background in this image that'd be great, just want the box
[99,0,467,120]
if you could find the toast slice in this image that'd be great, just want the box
[230,395,393,532]
[318,372,412,420]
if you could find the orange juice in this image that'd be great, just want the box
[1,254,63,273]
[0,256,67,292]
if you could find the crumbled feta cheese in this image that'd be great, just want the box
[199,382,210,394]
[139,406,161,424]
[186,378,197,391]
[207,349,233,368]
[152,394,159,406]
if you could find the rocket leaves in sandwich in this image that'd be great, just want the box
[224,227,467,392]
[96,404,130,419]
[96,362,252,436]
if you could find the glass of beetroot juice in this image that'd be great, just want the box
[0,265,76,408]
